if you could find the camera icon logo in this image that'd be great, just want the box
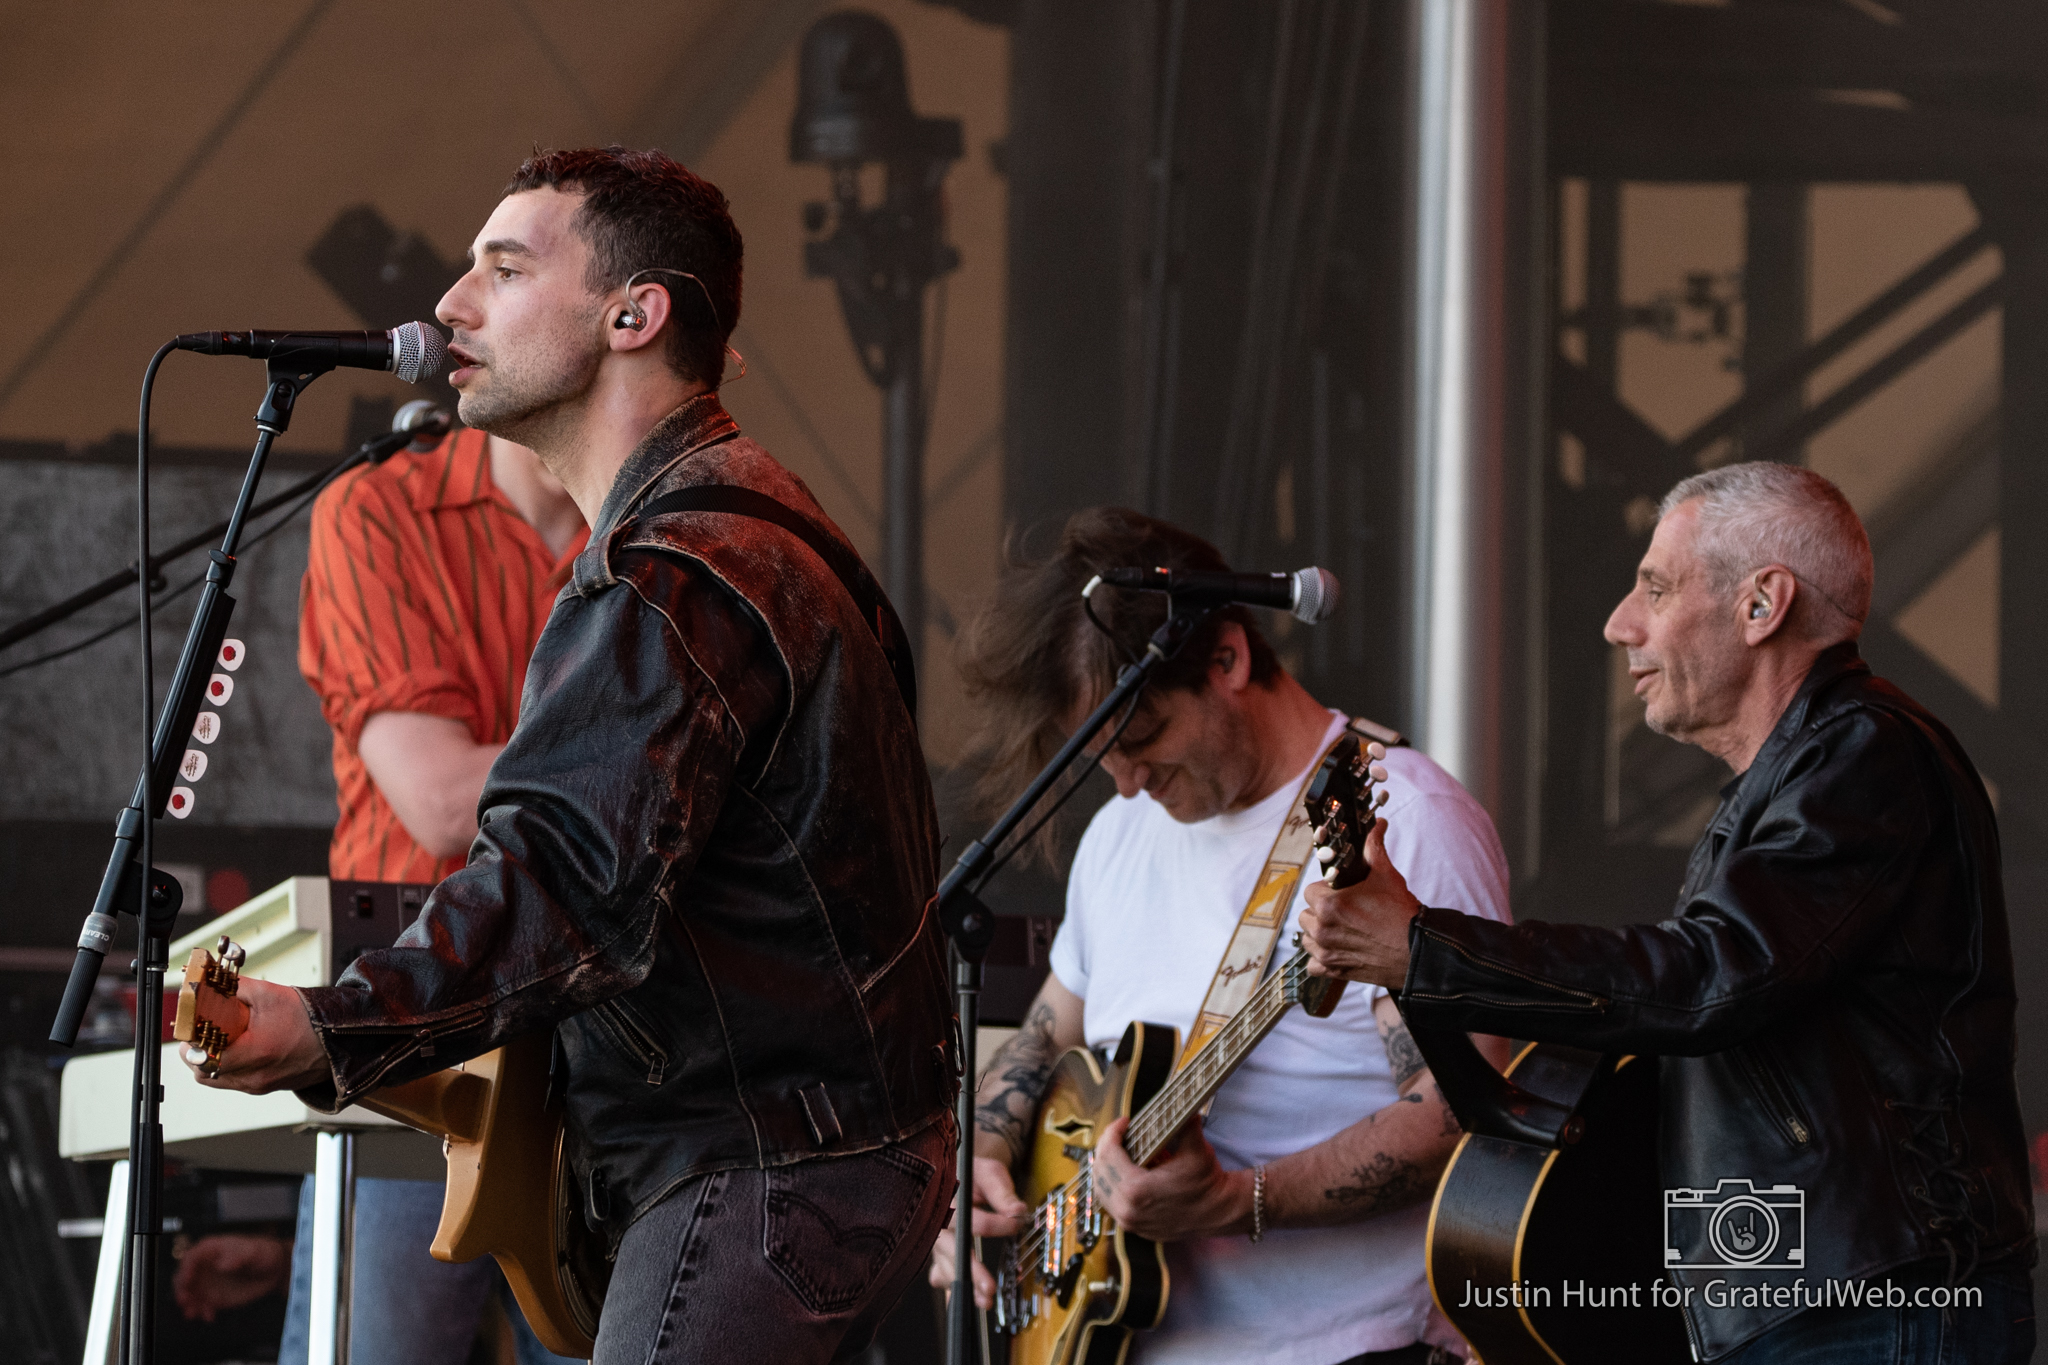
[1664,1178,1805,1270]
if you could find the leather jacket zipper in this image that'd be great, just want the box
[328,1006,487,1055]
[600,999,668,1086]
[1736,1047,1812,1146]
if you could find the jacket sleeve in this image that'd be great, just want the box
[1399,707,1938,1055]
[293,554,771,1109]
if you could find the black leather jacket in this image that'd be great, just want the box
[299,395,955,1247]
[1401,644,2032,1359]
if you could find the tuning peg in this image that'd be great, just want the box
[1374,789,1389,809]
[225,942,246,969]
[1316,845,1336,865]
[1369,764,1389,784]
[1367,741,1386,760]
[216,639,246,672]
[215,935,231,957]
[205,674,233,706]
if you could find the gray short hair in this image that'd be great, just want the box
[1659,462,1873,635]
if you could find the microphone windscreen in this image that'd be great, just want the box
[1291,567,1341,624]
[393,399,453,450]
[391,321,449,384]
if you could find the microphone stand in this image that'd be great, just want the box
[50,353,335,1365]
[938,598,1212,1365]
[0,422,430,656]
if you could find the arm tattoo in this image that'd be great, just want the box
[974,1001,1060,1164]
[1321,1150,1434,1216]
[1377,1009,1428,1091]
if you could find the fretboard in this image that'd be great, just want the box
[1125,949,1307,1163]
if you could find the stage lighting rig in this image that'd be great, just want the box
[792,11,962,667]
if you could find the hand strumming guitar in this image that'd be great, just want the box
[181,975,330,1094]
[1091,1113,1255,1242]
[1299,817,1423,990]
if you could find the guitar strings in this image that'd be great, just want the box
[1008,759,1372,1291]
[1006,957,1301,1279]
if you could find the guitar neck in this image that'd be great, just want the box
[1124,951,1305,1165]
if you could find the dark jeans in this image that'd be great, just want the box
[592,1119,954,1365]
[1725,1255,2035,1365]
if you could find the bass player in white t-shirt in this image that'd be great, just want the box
[931,508,1513,1365]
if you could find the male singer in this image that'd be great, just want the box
[189,147,954,1364]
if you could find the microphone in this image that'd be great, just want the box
[1093,565,1342,624]
[173,321,448,383]
[372,400,454,461]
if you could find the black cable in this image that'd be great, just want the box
[124,337,172,1365]
[0,440,349,681]
[974,584,1161,879]
[0,575,201,680]
[1082,585,1141,670]
[979,680,1150,883]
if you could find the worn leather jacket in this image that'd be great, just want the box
[1401,644,2032,1359]
[299,395,955,1248]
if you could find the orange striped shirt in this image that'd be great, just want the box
[298,428,589,883]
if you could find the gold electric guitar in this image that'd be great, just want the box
[987,736,1385,1365]
[174,938,610,1359]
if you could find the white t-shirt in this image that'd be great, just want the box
[1048,712,1512,1365]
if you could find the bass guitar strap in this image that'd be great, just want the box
[1175,715,1404,1072]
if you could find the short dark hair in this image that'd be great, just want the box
[956,508,1281,848]
[505,146,743,388]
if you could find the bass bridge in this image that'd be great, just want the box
[992,1157,1110,1335]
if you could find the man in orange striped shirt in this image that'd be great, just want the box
[284,425,586,1365]
[299,424,588,883]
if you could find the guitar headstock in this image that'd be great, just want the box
[1303,734,1389,893]
[1283,736,1389,1019]
[173,935,250,1078]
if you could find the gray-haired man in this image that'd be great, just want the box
[1301,463,2034,1364]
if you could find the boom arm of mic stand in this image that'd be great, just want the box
[938,605,1209,1365]
[0,427,413,656]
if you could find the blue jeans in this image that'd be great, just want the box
[279,1176,580,1365]
[592,1121,954,1364]
[1725,1256,2035,1365]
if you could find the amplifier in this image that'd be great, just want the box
[326,879,435,980]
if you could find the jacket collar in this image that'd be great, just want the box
[1724,639,1869,800]
[572,391,738,597]
[589,391,739,542]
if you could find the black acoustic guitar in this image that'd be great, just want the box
[1410,996,1691,1359]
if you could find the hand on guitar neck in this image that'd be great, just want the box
[1299,816,1424,989]
[172,938,331,1094]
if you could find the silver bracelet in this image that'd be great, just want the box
[1250,1164,1268,1243]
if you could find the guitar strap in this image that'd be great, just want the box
[1174,715,1404,1072]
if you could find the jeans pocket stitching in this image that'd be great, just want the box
[762,1145,938,1315]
